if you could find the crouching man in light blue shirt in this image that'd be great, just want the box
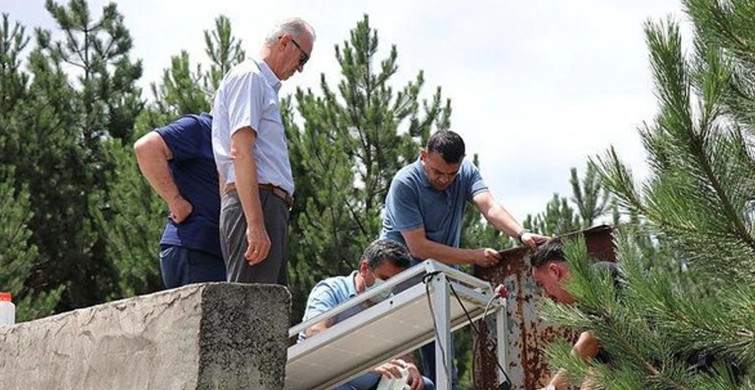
[299,239,435,390]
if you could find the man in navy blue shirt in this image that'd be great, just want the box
[134,113,226,288]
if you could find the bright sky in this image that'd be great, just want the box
[6,0,688,221]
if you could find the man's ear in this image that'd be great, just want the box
[419,148,428,161]
[548,262,562,279]
[358,259,369,274]
[277,33,291,49]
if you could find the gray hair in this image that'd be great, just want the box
[264,17,316,45]
[362,239,412,270]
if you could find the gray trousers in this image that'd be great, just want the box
[220,189,290,286]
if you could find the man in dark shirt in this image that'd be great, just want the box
[530,237,622,390]
[134,113,226,288]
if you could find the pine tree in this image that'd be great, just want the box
[9,0,145,310]
[521,164,612,237]
[203,15,245,92]
[43,0,143,143]
[0,8,107,312]
[524,194,583,237]
[543,1,755,388]
[0,16,64,318]
[148,15,244,122]
[149,51,209,120]
[284,14,452,319]
[569,165,610,228]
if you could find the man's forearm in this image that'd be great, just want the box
[304,320,331,339]
[230,128,265,227]
[217,170,227,200]
[474,192,524,239]
[544,331,600,390]
[233,152,264,226]
[134,140,181,205]
[409,238,479,265]
[485,203,524,238]
[547,369,569,390]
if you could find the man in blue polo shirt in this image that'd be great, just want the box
[299,239,434,390]
[134,113,226,288]
[381,130,547,387]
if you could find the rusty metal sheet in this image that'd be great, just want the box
[473,225,616,389]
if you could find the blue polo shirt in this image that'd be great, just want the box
[380,158,488,262]
[298,271,370,342]
[155,113,222,258]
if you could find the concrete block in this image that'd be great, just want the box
[0,283,290,390]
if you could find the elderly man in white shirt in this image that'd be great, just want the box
[212,17,315,284]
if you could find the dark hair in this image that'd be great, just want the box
[426,131,465,164]
[530,238,565,269]
[362,239,412,270]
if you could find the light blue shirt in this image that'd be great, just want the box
[380,158,488,263]
[212,58,295,195]
[298,271,369,342]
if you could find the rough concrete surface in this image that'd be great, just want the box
[0,283,290,390]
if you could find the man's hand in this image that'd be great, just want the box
[373,360,404,379]
[473,248,502,267]
[405,362,424,390]
[168,195,193,223]
[520,232,549,249]
[245,223,271,265]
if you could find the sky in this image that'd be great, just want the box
[4,0,690,222]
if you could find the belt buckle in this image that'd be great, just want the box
[271,186,293,210]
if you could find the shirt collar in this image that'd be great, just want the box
[347,271,359,298]
[416,158,432,188]
[253,57,282,93]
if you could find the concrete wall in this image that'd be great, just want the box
[0,283,290,390]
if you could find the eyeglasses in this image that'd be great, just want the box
[290,38,310,68]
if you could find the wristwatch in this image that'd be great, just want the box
[517,228,529,244]
[544,385,557,390]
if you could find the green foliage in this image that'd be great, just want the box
[0,168,61,322]
[43,0,144,142]
[94,138,166,297]
[149,50,209,117]
[569,165,610,227]
[524,194,583,236]
[0,14,29,117]
[522,164,612,238]
[149,15,244,118]
[544,230,755,389]
[204,15,245,92]
[22,0,145,310]
[544,1,755,388]
[284,14,452,319]
[593,3,755,284]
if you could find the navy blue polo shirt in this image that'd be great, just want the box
[380,158,488,263]
[155,113,221,258]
